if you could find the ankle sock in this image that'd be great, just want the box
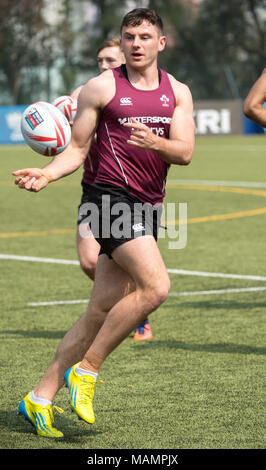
[29,391,52,407]
[75,364,98,382]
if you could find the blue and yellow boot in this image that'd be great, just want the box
[18,392,64,438]
[64,363,101,424]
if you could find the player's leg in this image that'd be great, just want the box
[64,237,168,424]
[80,235,170,372]
[76,224,100,280]
[41,237,168,426]
[63,253,137,423]
[77,218,152,339]
[18,254,135,435]
[32,254,135,402]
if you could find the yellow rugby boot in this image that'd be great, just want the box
[18,393,64,438]
[64,363,100,424]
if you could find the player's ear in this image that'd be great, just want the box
[158,36,167,52]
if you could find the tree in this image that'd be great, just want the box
[168,0,266,99]
[0,0,52,104]
[2,0,265,103]
[55,0,83,96]
[78,0,129,75]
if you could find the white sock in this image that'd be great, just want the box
[29,391,52,407]
[75,365,98,382]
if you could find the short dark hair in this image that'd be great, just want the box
[120,8,164,35]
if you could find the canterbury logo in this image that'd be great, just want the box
[132,223,145,232]
[120,97,133,106]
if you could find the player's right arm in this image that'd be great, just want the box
[243,68,266,127]
[12,76,104,192]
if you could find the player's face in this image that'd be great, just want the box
[121,21,166,69]
[97,46,124,72]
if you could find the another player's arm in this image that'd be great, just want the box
[71,85,83,100]
[13,78,102,192]
[68,85,84,126]
[124,77,195,165]
[243,68,266,127]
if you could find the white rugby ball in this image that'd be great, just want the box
[21,101,71,156]
[52,95,77,122]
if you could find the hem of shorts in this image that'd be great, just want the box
[99,233,155,258]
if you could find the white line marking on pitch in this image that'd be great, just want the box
[168,286,266,296]
[28,299,89,306]
[167,268,266,282]
[2,253,266,282]
[27,286,266,307]
[0,254,80,265]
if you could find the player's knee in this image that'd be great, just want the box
[144,277,170,310]
[80,259,97,280]
[155,279,170,306]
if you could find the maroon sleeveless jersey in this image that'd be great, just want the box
[94,66,176,205]
[82,142,99,185]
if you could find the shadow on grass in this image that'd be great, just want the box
[132,340,266,355]
[1,330,266,355]
[1,409,102,445]
[163,299,266,310]
[0,330,66,339]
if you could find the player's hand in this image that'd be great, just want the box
[12,168,53,192]
[123,117,158,150]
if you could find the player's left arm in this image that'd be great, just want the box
[124,77,195,165]
[243,68,266,127]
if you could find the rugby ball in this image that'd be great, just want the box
[52,95,77,123]
[21,101,71,156]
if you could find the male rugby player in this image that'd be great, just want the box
[14,8,195,437]
[73,37,153,340]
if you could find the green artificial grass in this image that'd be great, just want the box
[0,136,265,449]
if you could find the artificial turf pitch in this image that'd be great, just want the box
[0,135,265,450]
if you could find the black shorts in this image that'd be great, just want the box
[77,182,162,258]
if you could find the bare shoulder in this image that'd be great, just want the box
[167,73,193,106]
[79,70,116,109]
